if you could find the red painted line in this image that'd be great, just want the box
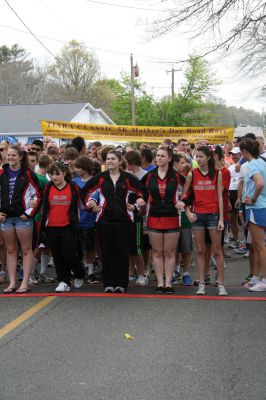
[0,292,265,301]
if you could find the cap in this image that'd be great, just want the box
[230,147,241,154]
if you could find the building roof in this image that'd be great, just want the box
[0,102,113,134]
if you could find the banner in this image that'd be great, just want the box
[41,120,234,144]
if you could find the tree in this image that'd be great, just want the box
[47,40,100,101]
[0,44,47,104]
[150,0,266,77]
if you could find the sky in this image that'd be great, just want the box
[1,0,265,114]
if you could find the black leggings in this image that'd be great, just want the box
[97,220,131,289]
[46,226,85,285]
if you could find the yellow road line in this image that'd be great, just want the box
[0,296,56,339]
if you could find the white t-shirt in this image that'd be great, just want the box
[228,164,240,191]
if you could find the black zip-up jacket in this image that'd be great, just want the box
[0,165,41,218]
[141,167,186,217]
[39,181,80,243]
[82,170,146,223]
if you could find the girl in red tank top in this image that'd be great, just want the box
[178,146,227,296]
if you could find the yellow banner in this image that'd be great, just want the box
[41,120,234,144]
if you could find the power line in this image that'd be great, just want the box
[85,0,173,12]
[3,0,57,60]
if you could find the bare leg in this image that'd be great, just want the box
[164,232,180,287]
[249,223,266,278]
[229,212,239,240]
[193,229,206,284]
[134,254,145,276]
[16,228,33,290]
[208,229,224,284]
[2,228,18,288]
[148,232,164,287]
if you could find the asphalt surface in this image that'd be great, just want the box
[1,249,266,400]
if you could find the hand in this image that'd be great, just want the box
[92,206,102,213]
[187,212,197,223]
[245,197,254,205]
[235,198,241,209]
[235,163,241,173]
[218,219,224,231]
[136,198,145,208]
[87,199,97,209]
[30,199,37,208]
[20,214,29,221]
[126,203,135,211]
[0,212,6,223]
[176,201,185,210]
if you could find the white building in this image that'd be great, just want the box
[0,102,114,144]
[234,125,264,138]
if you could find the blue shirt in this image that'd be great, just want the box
[144,164,156,172]
[73,176,96,228]
[244,158,266,209]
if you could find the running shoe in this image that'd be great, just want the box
[176,271,182,280]
[182,274,193,286]
[129,275,137,283]
[196,283,206,295]
[0,271,6,284]
[233,247,247,255]
[155,286,165,294]
[28,275,38,285]
[74,278,84,289]
[244,277,259,288]
[55,282,70,292]
[87,274,99,284]
[243,251,250,258]
[135,275,148,286]
[104,286,114,293]
[114,286,125,294]
[248,281,266,292]
[229,240,240,249]
[204,274,211,285]
[172,273,178,284]
[165,286,175,294]
[194,280,200,286]
[242,273,253,285]
[218,284,228,296]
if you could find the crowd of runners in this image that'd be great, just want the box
[0,132,266,295]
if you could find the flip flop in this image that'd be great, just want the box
[16,287,31,294]
[3,287,17,294]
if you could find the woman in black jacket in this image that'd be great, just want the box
[83,150,146,293]
[0,145,41,294]
[40,162,85,293]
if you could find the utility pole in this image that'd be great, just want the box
[166,67,181,100]
[130,54,136,126]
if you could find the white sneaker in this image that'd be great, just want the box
[55,282,70,292]
[196,283,206,295]
[218,284,228,296]
[249,281,266,292]
[74,278,83,289]
[135,275,148,286]
[244,277,258,288]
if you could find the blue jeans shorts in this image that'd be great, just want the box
[192,213,220,230]
[0,216,33,231]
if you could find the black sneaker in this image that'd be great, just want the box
[165,286,175,294]
[104,286,114,293]
[114,286,125,294]
[155,286,165,294]
[87,274,99,284]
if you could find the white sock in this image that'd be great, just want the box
[40,253,49,275]
[87,263,93,275]
[176,265,180,273]
[183,272,189,277]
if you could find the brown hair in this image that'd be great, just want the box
[74,156,94,175]
[48,161,72,182]
[124,150,142,166]
[9,145,29,169]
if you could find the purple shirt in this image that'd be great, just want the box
[7,167,21,202]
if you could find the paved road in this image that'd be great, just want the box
[0,250,265,400]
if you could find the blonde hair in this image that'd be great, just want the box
[0,141,9,149]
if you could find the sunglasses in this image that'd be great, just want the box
[31,147,42,151]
